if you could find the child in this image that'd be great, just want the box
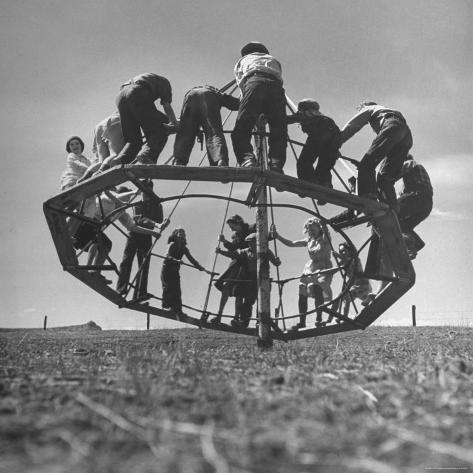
[272,218,333,330]
[335,243,373,317]
[232,42,287,172]
[287,99,341,188]
[216,233,280,328]
[161,228,208,316]
[212,215,256,324]
[73,187,162,285]
[340,101,413,208]
[397,155,433,259]
[60,136,92,190]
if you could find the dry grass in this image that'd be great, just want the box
[1,326,472,473]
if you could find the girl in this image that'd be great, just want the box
[335,243,373,318]
[272,217,333,330]
[60,136,92,190]
[216,233,280,328]
[212,214,255,324]
[161,228,208,316]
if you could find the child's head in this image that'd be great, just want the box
[240,41,269,57]
[298,99,320,117]
[168,227,186,245]
[66,136,85,154]
[356,101,377,111]
[226,214,245,232]
[303,217,324,238]
[339,242,350,256]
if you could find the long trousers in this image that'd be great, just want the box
[232,77,287,169]
[173,89,229,165]
[398,191,432,250]
[297,133,340,184]
[116,233,152,298]
[358,118,413,206]
[115,85,168,164]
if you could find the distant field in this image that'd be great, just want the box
[1,326,472,473]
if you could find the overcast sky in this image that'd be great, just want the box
[0,0,471,329]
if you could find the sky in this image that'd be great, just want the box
[0,0,471,330]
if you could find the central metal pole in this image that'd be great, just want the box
[255,116,272,348]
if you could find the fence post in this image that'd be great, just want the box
[147,313,150,330]
[412,305,416,327]
[43,315,47,330]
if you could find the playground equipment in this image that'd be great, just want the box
[44,83,415,347]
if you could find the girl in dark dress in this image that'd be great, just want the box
[161,228,206,315]
[211,215,256,324]
[215,233,280,328]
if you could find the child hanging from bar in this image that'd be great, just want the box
[215,233,280,329]
[287,99,341,190]
[334,242,373,319]
[271,217,333,330]
[161,228,209,317]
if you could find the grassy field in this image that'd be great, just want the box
[1,325,472,473]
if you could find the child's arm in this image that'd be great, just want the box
[215,247,239,259]
[184,247,206,272]
[286,113,302,125]
[77,161,102,183]
[267,249,281,267]
[270,224,306,248]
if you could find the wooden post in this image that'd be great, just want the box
[412,305,416,327]
[255,117,272,348]
[43,315,47,330]
[147,313,150,330]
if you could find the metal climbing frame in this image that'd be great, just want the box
[44,82,415,344]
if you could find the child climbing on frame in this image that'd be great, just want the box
[211,215,256,325]
[161,228,210,317]
[215,233,280,329]
[271,217,333,330]
[287,99,341,190]
[334,242,373,319]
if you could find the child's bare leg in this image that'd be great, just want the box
[87,243,98,267]
[210,288,229,324]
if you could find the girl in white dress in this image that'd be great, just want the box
[272,217,333,330]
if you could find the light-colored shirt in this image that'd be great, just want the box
[83,194,135,230]
[60,153,91,190]
[92,112,125,162]
[340,105,405,143]
[234,53,283,87]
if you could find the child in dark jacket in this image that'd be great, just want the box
[216,233,280,328]
[288,99,341,188]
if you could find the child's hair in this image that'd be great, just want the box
[356,101,377,111]
[298,99,320,117]
[339,242,354,255]
[66,136,85,153]
[168,227,186,244]
[303,217,320,234]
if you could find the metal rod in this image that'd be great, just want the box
[412,305,416,327]
[43,315,47,330]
